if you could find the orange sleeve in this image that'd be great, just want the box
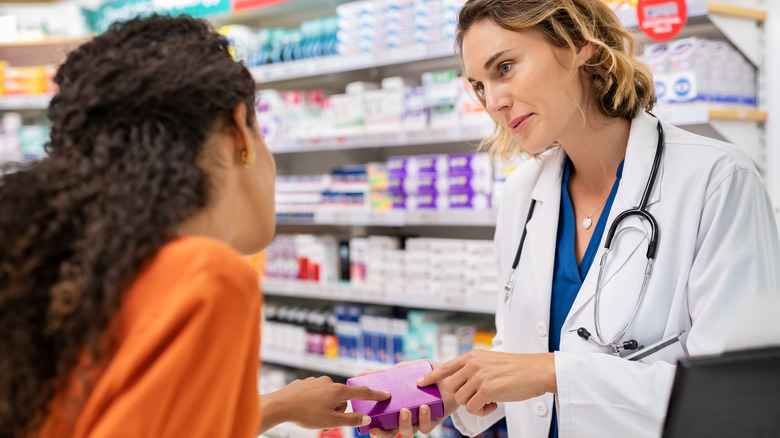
[74,259,261,438]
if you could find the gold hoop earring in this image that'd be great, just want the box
[241,149,256,168]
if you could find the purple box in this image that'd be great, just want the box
[417,191,447,210]
[347,361,445,434]
[416,155,449,175]
[449,189,491,210]
[391,193,408,209]
[448,172,493,194]
[417,173,449,194]
[388,175,409,195]
[448,153,492,176]
[387,156,414,177]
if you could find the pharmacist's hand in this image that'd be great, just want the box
[416,350,557,416]
[369,361,458,438]
[268,376,390,431]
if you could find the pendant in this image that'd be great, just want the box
[582,216,592,229]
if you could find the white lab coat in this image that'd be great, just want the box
[451,111,780,438]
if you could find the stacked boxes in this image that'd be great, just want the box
[448,153,493,210]
[387,153,493,210]
[644,37,756,106]
[264,302,495,365]
[388,154,450,210]
[423,69,460,128]
[405,238,498,300]
[335,0,465,55]
[322,165,371,211]
[258,69,490,144]
[266,234,499,301]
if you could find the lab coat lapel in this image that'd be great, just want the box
[568,112,665,318]
[526,147,566,318]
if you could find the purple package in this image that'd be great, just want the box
[448,153,492,176]
[387,156,415,177]
[416,154,449,175]
[347,361,445,435]
[416,191,447,210]
[449,189,491,210]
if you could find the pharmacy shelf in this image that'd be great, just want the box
[268,123,492,154]
[1,37,90,67]
[276,209,498,227]
[653,102,766,164]
[268,102,766,155]
[653,102,767,124]
[618,0,765,66]
[261,278,498,314]
[261,348,379,377]
[250,40,455,85]
[0,94,52,111]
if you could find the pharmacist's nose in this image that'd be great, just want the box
[484,83,511,114]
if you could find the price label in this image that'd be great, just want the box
[636,0,687,41]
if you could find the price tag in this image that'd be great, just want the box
[637,0,687,41]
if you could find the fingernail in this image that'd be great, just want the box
[421,405,429,414]
[416,377,424,385]
[362,416,371,426]
[401,410,410,421]
[383,391,392,397]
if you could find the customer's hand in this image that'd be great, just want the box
[258,375,390,434]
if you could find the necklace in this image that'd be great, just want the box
[574,195,609,230]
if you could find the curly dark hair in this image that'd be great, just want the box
[0,14,256,438]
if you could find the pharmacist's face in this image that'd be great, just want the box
[461,19,591,154]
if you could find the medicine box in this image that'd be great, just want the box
[347,361,445,434]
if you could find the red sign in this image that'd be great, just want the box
[636,0,687,41]
[232,0,291,13]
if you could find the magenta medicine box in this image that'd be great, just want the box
[347,361,444,434]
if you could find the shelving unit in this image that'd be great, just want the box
[253,0,774,377]
[276,209,498,227]
[0,37,90,66]
[262,278,497,314]
[251,40,456,85]
[261,348,383,377]
[269,123,492,154]
[0,94,53,111]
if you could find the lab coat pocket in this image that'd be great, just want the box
[625,332,688,364]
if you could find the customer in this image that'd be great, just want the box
[0,14,387,438]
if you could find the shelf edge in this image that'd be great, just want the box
[706,2,766,21]
[708,108,767,122]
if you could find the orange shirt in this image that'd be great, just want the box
[38,236,262,438]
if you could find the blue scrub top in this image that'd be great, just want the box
[548,156,624,438]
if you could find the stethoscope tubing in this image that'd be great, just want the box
[505,115,665,354]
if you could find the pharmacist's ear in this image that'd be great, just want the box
[230,103,254,164]
[575,41,593,67]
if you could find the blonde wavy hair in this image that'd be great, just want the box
[455,0,656,161]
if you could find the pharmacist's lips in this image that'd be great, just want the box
[508,114,532,131]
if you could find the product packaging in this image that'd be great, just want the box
[347,360,444,434]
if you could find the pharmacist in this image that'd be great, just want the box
[370,0,780,438]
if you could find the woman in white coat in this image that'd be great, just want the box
[369,0,780,437]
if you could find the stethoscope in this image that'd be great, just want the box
[503,117,664,356]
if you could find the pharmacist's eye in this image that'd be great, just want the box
[498,63,512,75]
[472,82,485,98]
